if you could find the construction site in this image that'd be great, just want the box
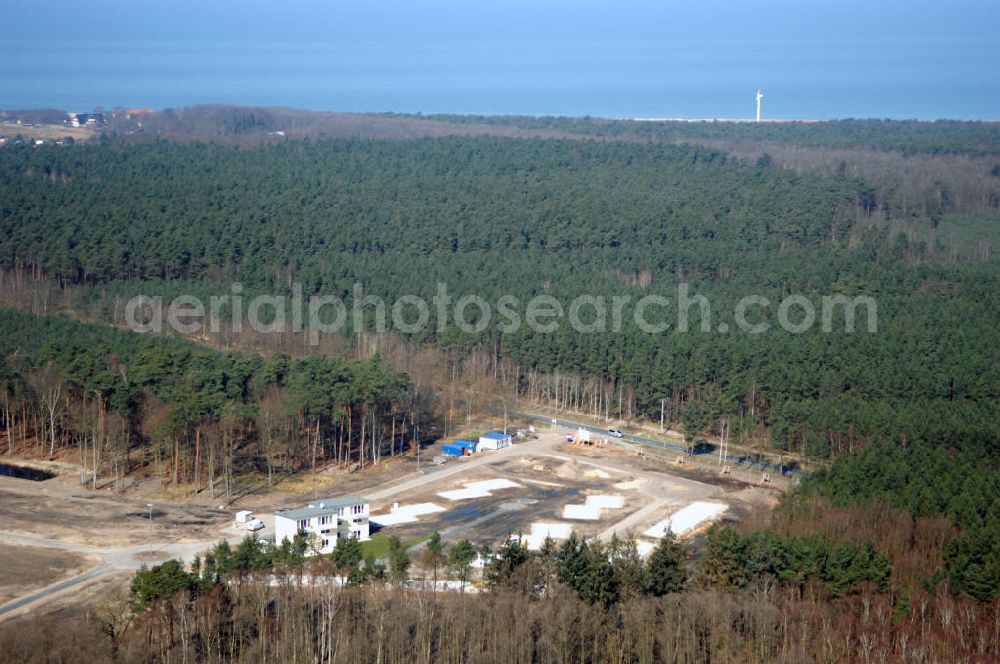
[0,418,783,621]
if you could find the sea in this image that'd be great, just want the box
[1,38,997,120]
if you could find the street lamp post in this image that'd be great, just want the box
[147,503,153,532]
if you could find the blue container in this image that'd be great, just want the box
[442,443,467,457]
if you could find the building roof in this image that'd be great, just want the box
[482,432,510,439]
[277,497,368,520]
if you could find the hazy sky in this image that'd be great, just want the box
[10,0,999,43]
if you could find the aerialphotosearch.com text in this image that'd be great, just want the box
[125,282,877,345]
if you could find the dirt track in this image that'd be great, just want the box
[0,429,779,618]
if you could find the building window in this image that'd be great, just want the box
[298,519,309,530]
[352,504,365,515]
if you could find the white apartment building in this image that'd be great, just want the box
[274,497,370,555]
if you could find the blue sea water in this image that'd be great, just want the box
[1,38,997,120]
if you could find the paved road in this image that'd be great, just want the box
[0,531,235,618]
[0,438,580,618]
[365,429,720,544]
[512,410,805,479]
[448,392,804,476]
[0,420,758,617]
[0,564,114,616]
[365,434,565,503]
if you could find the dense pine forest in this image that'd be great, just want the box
[425,114,1000,156]
[1,119,998,661]
[1,135,998,459]
[72,105,1000,156]
[0,309,414,497]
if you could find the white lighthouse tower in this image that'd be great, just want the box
[755,89,764,122]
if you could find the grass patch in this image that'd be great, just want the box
[270,471,340,495]
[361,533,431,559]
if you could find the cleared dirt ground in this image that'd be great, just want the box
[0,428,781,619]
[0,476,231,547]
[0,570,133,624]
[372,454,654,547]
[360,433,779,548]
[0,543,99,606]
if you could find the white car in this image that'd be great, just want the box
[245,519,265,532]
[607,428,624,438]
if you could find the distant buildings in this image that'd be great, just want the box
[274,497,370,555]
[113,108,156,127]
[123,108,155,119]
[68,112,105,128]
